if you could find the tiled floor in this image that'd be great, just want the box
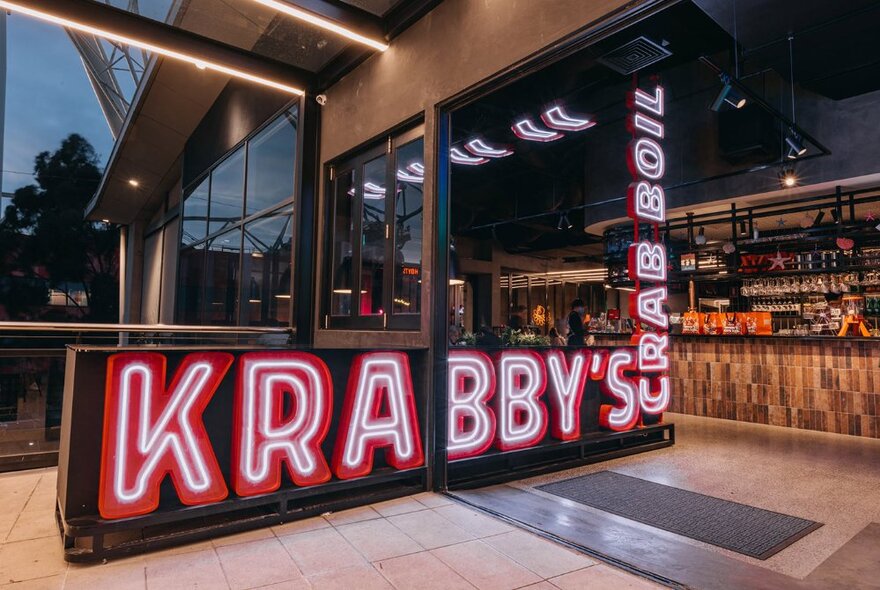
[0,468,661,590]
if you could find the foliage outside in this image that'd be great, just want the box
[0,134,118,322]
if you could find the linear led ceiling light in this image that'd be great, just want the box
[251,0,389,52]
[396,170,423,183]
[450,147,489,166]
[464,139,513,158]
[512,119,563,142]
[0,0,304,95]
[541,106,595,131]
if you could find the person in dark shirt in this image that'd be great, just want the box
[567,298,586,346]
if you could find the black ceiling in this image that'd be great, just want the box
[696,0,880,100]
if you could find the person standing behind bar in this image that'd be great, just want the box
[567,299,586,346]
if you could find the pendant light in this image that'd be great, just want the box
[785,35,807,159]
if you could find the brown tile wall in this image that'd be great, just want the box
[667,338,880,438]
[591,336,879,437]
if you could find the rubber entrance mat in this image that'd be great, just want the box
[537,471,822,559]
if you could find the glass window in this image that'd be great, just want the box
[324,126,424,330]
[204,228,242,326]
[209,149,245,236]
[246,109,298,216]
[181,178,208,246]
[361,154,387,316]
[393,138,424,315]
[177,244,205,323]
[242,207,293,326]
[330,170,355,317]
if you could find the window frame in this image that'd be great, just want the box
[324,125,425,331]
[175,102,301,326]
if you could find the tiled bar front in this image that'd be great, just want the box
[669,337,880,438]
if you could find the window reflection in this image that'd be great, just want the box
[247,110,298,216]
[242,207,293,326]
[331,170,355,316]
[181,178,208,246]
[177,244,205,323]
[204,229,242,326]
[394,138,424,314]
[361,155,387,316]
[209,150,245,235]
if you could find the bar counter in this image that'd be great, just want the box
[594,334,879,438]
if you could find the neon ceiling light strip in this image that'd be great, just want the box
[450,147,489,166]
[396,170,424,182]
[511,119,563,142]
[251,0,389,52]
[541,106,595,131]
[464,139,513,158]
[407,163,425,175]
[363,182,386,194]
[0,1,304,95]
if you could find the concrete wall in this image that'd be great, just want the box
[315,0,635,347]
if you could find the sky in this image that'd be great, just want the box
[2,14,114,194]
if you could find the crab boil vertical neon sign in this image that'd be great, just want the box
[619,83,671,429]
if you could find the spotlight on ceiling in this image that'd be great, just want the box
[831,208,840,224]
[694,226,707,246]
[710,74,747,112]
[778,165,798,188]
[739,220,748,236]
[785,129,807,159]
[813,210,825,227]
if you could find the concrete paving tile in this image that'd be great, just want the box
[247,581,310,590]
[0,537,66,584]
[211,527,275,548]
[271,516,330,538]
[371,496,428,518]
[307,565,392,590]
[431,540,541,590]
[145,548,229,590]
[516,583,557,590]
[336,518,422,562]
[387,509,475,550]
[432,504,513,538]
[374,552,473,590]
[216,537,303,590]
[549,565,662,590]
[412,493,454,508]
[278,527,365,576]
[65,562,146,590]
[0,575,63,589]
[5,510,57,543]
[323,505,382,526]
[482,529,595,578]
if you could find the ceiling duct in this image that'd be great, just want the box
[596,36,672,75]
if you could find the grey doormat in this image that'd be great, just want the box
[537,471,822,560]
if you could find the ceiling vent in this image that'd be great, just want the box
[597,36,672,75]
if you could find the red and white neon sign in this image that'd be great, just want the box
[624,81,671,424]
[98,352,232,519]
[231,352,333,496]
[447,351,496,461]
[332,352,424,479]
[99,351,425,519]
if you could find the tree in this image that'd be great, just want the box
[0,134,118,321]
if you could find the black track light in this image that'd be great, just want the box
[739,220,747,236]
[785,129,807,159]
[710,74,747,112]
[831,209,840,224]
[813,210,825,227]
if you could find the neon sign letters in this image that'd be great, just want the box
[99,351,424,519]
[624,83,671,427]
[446,347,643,457]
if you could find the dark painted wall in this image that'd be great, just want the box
[182,79,293,189]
